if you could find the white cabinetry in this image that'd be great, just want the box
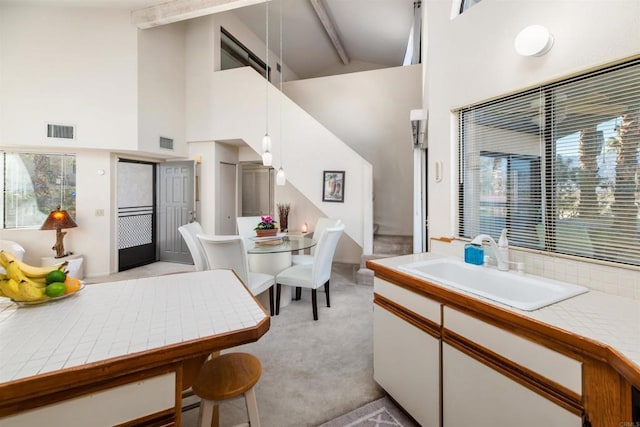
[442,307,582,427]
[443,343,581,427]
[373,278,440,427]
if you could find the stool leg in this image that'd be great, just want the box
[199,399,216,427]
[244,387,261,427]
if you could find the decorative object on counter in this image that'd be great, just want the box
[301,222,308,233]
[254,215,279,237]
[277,203,290,232]
[322,170,345,202]
[464,243,484,265]
[0,250,83,304]
[40,205,78,258]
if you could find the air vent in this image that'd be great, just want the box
[47,123,75,140]
[159,136,174,150]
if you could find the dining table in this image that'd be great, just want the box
[245,234,317,308]
[0,269,270,427]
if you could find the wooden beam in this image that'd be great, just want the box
[309,0,350,65]
[132,0,267,29]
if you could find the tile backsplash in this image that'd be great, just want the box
[431,239,640,300]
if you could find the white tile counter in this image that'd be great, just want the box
[0,269,270,424]
[369,253,640,375]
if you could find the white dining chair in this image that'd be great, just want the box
[275,224,345,320]
[236,216,263,237]
[178,222,209,271]
[0,240,26,261]
[197,234,275,316]
[291,218,342,266]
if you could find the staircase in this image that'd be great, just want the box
[356,235,413,285]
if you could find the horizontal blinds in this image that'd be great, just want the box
[459,60,640,267]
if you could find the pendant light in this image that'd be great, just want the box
[276,0,286,186]
[262,0,273,166]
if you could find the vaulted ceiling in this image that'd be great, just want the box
[1,0,416,79]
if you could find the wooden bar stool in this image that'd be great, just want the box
[192,352,262,427]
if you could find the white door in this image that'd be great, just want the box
[158,161,195,264]
[241,163,273,217]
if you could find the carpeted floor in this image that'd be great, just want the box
[180,262,386,427]
[94,261,391,427]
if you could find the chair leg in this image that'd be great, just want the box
[244,386,261,427]
[324,280,330,307]
[268,286,274,316]
[198,399,215,427]
[295,287,302,300]
[311,289,318,320]
[275,283,281,315]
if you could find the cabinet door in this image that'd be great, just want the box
[374,306,439,427]
[442,343,581,427]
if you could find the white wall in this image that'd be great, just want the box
[425,0,640,241]
[0,5,138,150]
[186,12,298,142]
[284,64,422,236]
[138,22,187,157]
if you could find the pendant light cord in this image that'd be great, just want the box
[265,0,269,136]
[279,0,283,167]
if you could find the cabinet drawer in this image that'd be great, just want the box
[0,372,175,427]
[375,278,441,325]
[444,307,582,395]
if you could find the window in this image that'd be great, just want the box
[459,60,640,267]
[1,152,76,229]
[220,27,270,79]
[459,0,482,14]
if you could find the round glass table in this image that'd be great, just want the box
[245,235,316,309]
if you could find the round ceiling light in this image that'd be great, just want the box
[514,25,554,57]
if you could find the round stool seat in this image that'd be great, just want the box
[193,353,262,401]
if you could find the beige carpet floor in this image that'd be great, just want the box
[95,261,386,427]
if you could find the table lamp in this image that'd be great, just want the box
[41,205,78,258]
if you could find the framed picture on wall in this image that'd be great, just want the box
[322,171,345,203]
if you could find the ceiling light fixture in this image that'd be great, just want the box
[276,0,286,186]
[514,25,554,57]
[262,0,273,167]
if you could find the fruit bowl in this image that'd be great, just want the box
[12,282,85,307]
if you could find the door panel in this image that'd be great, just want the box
[117,161,156,272]
[241,164,273,217]
[158,161,195,264]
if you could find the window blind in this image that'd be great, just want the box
[459,60,640,267]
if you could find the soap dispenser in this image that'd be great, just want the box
[498,228,509,268]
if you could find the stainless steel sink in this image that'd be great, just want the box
[398,257,588,311]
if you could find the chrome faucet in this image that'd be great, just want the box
[470,234,509,271]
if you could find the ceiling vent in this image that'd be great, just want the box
[159,136,174,150]
[46,123,75,140]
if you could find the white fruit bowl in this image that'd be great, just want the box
[12,282,85,307]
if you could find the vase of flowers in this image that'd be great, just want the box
[254,215,279,237]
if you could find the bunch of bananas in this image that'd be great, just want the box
[0,250,70,302]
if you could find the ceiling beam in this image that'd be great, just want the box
[309,0,350,65]
[132,0,266,29]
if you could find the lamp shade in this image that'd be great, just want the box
[41,206,77,230]
[41,206,77,258]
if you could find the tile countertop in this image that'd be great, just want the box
[0,269,268,384]
[369,253,640,373]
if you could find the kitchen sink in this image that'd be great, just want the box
[398,257,588,311]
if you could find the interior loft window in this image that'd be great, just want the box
[1,152,76,229]
[459,59,640,267]
[459,0,482,14]
[221,27,270,79]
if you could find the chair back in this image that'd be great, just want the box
[197,235,249,284]
[311,224,345,287]
[236,216,263,237]
[0,240,25,261]
[310,218,341,255]
[178,222,209,271]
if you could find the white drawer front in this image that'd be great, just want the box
[444,307,582,395]
[375,278,441,325]
[0,372,175,427]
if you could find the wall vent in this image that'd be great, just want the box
[46,123,75,140]
[159,136,174,150]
